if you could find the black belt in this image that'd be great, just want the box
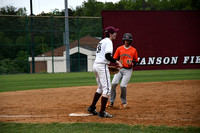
[122,67,132,69]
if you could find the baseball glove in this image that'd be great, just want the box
[108,66,119,75]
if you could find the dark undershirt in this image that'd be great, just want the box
[105,53,116,63]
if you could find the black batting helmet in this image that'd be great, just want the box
[122,33,133,41]
[122,33,133,44]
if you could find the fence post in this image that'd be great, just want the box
[51,15,54,73]
[26,15,30,73]
[65,0,70,72]
[77,17,80,72]
[30,0,35,73]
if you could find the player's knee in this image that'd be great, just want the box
[96,89,102,94]
[102,94,109,98]
[120,85,127,89]
[112,84,117,88]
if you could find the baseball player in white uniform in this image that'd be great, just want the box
[87,26,122,118]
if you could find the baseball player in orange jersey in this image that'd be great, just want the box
[106,33,139,109]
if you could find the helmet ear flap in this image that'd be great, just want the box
[123,40,132,44]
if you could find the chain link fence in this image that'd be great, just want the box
[0,15,102,74]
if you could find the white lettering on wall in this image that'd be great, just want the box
[170,56,178,64]
[147,57,155,65]
[190,56,195,64]
[163,57,170,64]
[140,57,146,65]
[137,56,199,66]
[196,56,200,63]
[156,57,162,65]
[183,56,190,64]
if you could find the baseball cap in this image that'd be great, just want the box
[105,26,119,34]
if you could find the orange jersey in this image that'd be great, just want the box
[113,45,138,68]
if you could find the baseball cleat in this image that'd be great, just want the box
[98,111,113,118]
[87,106,98,115]
[106,102,113,108]
[119,103,128,109]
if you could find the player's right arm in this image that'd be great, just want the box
[105,53,116,63]
[105,53,122,68]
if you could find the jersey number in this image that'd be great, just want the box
[97,43,102,53]
[127,59,132,64]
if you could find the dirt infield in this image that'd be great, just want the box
[0,80,200,127]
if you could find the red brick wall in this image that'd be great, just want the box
[30,61,47,73]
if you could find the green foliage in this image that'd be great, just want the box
[0,123,200,133]
[0,50,28,74]
[81,0,104,16]
[0,59,16,74]
[0,32,13,60]
[0,6,18,15]
[72,0,200,16]
[15,50,28,73]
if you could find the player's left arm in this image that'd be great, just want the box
[113,47,120,60]
[132,49,139,67]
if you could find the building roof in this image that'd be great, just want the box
[39,36,100,57]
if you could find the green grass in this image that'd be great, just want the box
[0,69,200,92]
[130,69,200,83]
[0,123,199,133]
[0,72,96,92]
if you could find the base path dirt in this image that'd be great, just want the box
[0,80,200,127]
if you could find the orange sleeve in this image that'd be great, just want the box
[113,47,120,60]
[133,49,139,62]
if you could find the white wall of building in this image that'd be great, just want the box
[29,47,96,73]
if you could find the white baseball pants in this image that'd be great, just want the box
[93,63,111,97]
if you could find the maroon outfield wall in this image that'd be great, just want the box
[101,11,200,70]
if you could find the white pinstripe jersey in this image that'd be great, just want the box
[94,37,113,64]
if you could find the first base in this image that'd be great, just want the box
[69,113,93,116]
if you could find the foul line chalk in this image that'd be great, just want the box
[0,115,43,118]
